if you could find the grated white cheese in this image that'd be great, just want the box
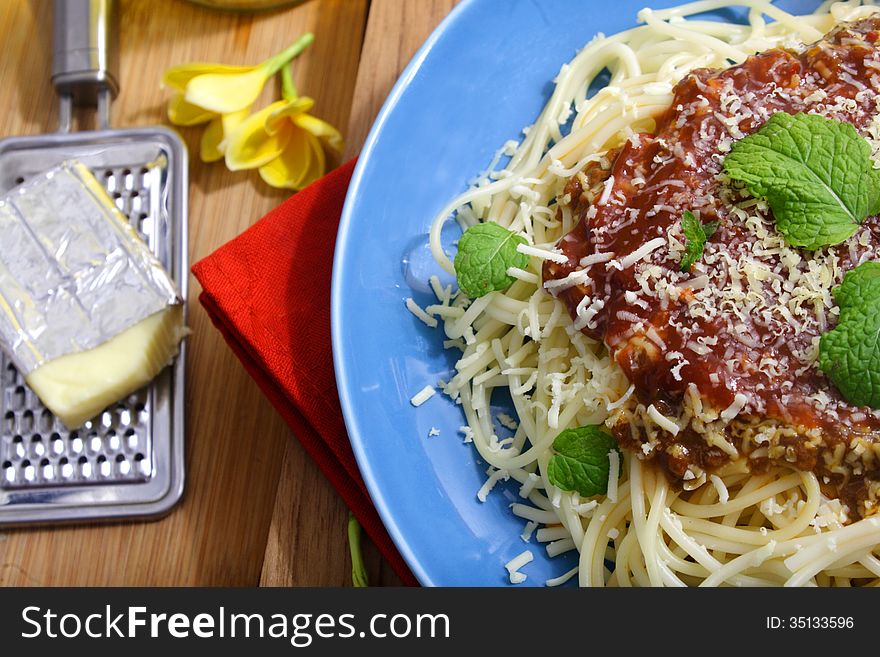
[505,549,534,584]
[477,468,510,502]
[518,472,540,498]
[607,449,620,503]
[607,383,635,411]
[410,385,436,407]
[459,425,474,443]
[520,521,538,542]
[647,403,679,436]
[720,393,749,422]
[511,504,560,524]
[579,251,615,267]
[616,237,667,270]
[709,474,729,504]
[543,268,592,293]
[497,412,519,430]
[506,266,539,284]
[516,242,568,263]
[405,298,437,328]
[573,499,598,516]
[597,175,616,205]
[545,566,579,587]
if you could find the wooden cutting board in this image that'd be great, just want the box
[259,0,460,587]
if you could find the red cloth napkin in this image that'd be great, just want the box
[192,159,417,586]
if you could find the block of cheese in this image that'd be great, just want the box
[26,305,185,428]
[0,161,185,428]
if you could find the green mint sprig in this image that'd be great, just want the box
[679,210,718,272]
[454,222,529,298]
[819,261,880,409]
[723,112,880,250]
[547,426,622,498]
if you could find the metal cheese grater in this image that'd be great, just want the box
[0,0,187,524]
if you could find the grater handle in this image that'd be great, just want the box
[52,0,119,131]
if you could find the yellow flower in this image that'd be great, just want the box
[163,33,313,117]
[224,65,343,190]
[164,63,250,127]
[162,34,314,162]
[199,108,250,163]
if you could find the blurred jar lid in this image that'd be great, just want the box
[185,0,306,10]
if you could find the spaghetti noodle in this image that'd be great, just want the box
[427,0,880,587]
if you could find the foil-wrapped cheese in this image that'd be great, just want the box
[0,161,186,428]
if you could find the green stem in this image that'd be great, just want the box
[281,63,298,101]
[261,32,314,77]
[347,512,369,588]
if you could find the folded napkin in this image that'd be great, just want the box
[192,159,417,586]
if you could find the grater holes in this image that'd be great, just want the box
[29,434,44,459]
[137,212,151,235]
[59,457,73,480]
[21,409,33,433]
[87,432,102,454]
[96,454,111,478]
[40,408,53,432]
[40,458,53,481]
[4,362,16,385]
[11,386,25,410]
[106,430,120,451]
[14,176,24,185]
[134,452,149,476]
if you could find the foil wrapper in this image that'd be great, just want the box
[0,161,180,375]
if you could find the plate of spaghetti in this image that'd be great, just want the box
[333,0,880,586]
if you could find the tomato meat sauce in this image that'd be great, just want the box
[543,17,880,515]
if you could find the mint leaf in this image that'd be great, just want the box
[454,222,529,298]
[547,426,622,498]
[723,112,880,250]
[819,261,880,408]
[679,210,718,272]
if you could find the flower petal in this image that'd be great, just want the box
[265,97,315,133]
[225,101,293,171]
[258,128,312,189]
[292,113,344,152]
[167,94,215,126]
[200,117,225,162]
[163,63,253,92]
[298,131,327,188]
[185,67,271,114]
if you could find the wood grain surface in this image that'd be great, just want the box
[0,0,370,586]
[258,0,460,587]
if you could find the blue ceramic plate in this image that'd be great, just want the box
[332,0,821,586]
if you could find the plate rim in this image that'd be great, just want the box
[331,0,480,587]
